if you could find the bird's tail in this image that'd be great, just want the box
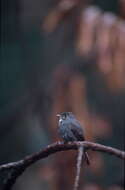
[85,151,90,165]
[74,146,90,190]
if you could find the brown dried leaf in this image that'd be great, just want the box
[76,6,101,56]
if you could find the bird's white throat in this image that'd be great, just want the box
[59,118,63,124]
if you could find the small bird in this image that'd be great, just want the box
[57,112,89,162]
[57,112,90,190]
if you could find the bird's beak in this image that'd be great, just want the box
[56,114,60,117]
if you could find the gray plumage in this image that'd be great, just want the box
[57,112,85,142]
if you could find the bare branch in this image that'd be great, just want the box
[0,141,124,190]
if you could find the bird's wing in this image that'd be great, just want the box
[70,123,85,141]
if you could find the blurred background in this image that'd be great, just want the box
[0,0,125,189]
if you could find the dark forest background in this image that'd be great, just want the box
[0,0,125,189]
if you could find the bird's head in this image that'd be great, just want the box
[57,112,74,120]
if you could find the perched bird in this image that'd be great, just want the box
[57,112,90,162]
[57,112,90,190]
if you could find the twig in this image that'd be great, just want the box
[73,146,83,190]
[0,141,124,190]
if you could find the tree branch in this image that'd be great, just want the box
[0,141,125,190]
